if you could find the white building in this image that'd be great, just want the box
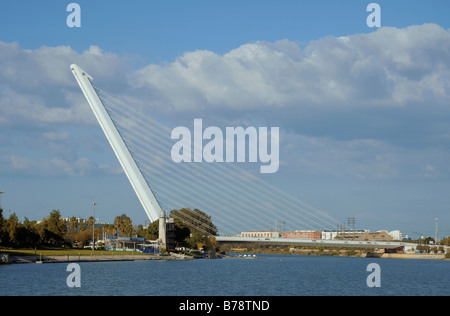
[321,230,368,240]
[321,230,339,240]
[241,231,281,238]
[387,230,402,240]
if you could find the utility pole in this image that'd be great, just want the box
[348,217,356,231]
[92,202,97,251]
[435,218,439,243]
[0,190,4,209]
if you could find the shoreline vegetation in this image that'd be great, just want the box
[0,208,220,264]
[1,208,449,265]
[219,245,450,261]
[1,245,448,265]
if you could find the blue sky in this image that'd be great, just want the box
[1,1,450,238]
[2,1,449,62]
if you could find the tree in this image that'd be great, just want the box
[104,223,117,238]
[416,244,430,253]
[439,236,450,246]
[69,217,78,230]
[79,221,87,231]
[172,218,190,247]
[136,224,154,240]
[5,212,20,246]
[47,210,67,236]
[38,210,67,245]
[170,208,217,236]
[424,236,435,245]
[65,217,79,247]
[20,217,40,247]
[206,236,219,252]
[187,231,207,249]
[144,215,192,248]
[74,229,93,247]
[0,208,5,245]
[123,216,133,236]
[146,220,159,240]
[114,213,134,237]
[88,216,95,229]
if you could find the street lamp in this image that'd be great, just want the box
[92,202,97,251]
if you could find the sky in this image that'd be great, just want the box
[1,0,450,238]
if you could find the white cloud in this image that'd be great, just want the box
[43,131,70,141]
[0,88,94,125]
[1,23,450,180]
[2,23,449,127]
[0,153,120,177]
[279,131,450,181]
[130,24,450,113]
[0,42,127,126]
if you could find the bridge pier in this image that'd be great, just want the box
[158,210,175,251]
[159,210,166,249]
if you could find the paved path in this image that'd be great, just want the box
[5,254,185,264]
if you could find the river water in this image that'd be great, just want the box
[0,254,448,296]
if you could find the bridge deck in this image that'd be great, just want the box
[216,236,418,249]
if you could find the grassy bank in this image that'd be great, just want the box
[0,247,149,257]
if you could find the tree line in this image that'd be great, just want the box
[0,207,217,250]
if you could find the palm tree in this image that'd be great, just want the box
[114,216,122,237]
[88,216,95,229]
[69,216,78,231]
[109,224,117,237]
[123,217,134,237]
[113,214,134,237]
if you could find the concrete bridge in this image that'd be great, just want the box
[216,236,419,250]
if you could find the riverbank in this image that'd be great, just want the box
[0,248,193,264]
[222,245,449,261]
[1,253,189,264]
[366,252,447,260]
[289,249,448,260]
[2,249,448,264]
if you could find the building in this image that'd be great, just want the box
[321,230,339,240]
[321,230,368,240]
[104,237,155,251]
[158,211,175,251]
[334,230,394,241]
[165,217,176,251]
[62,217,89,225]
[321,229,403,241]
[282,231,322,240]
[322,229,370,240]
[241,231,281,238]
[387,230,402,240]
